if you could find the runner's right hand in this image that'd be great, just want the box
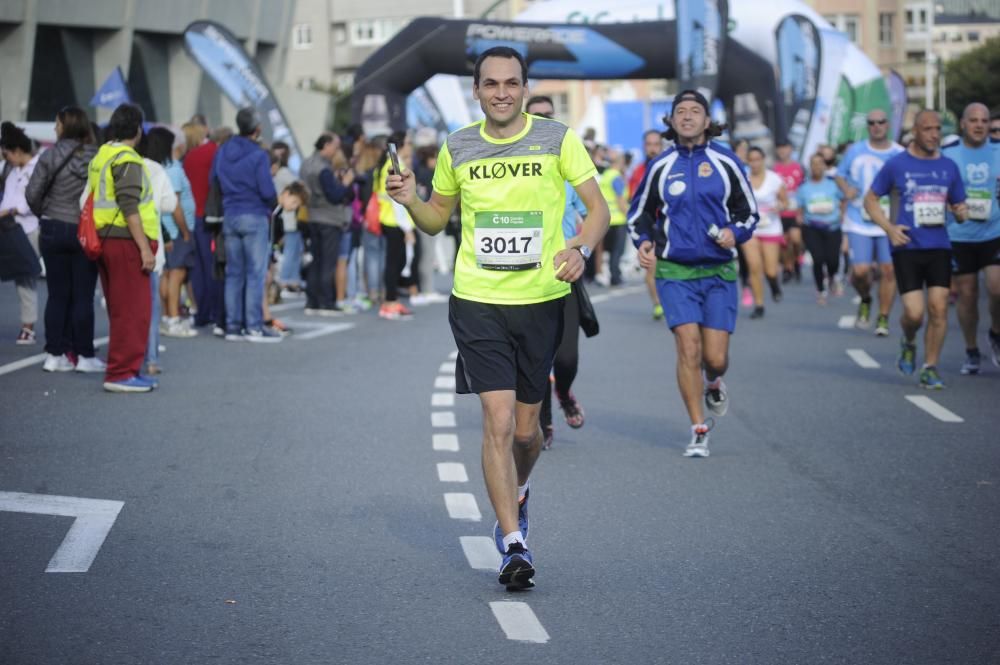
[887,224,910,247]
[386,171,416,206]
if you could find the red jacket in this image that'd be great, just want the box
[183,141,218,217]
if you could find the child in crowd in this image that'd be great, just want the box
[265,181,310,335]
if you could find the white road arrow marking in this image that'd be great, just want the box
[0,491,124,572]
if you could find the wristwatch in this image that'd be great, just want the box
[575,245,592,260]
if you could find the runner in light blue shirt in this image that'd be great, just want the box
[834,109,905,334]
[941,102,1000,373]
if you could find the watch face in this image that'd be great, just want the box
[578,245,592,260]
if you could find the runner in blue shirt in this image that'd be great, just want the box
[941,102,1000,373]
[866,109,969,389]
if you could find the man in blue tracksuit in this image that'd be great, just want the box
[627,90,759,458]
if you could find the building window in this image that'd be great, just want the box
[292,23,312,50]
[332,24,347,45]
[905,6,929,34]
[825,14,861,44]
[879,12,894,46]
[951,31,963,42]
[844,15,860,43]
[968,31,980,42]
[348,18,409,46]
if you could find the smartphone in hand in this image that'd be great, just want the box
[388,143,401,175]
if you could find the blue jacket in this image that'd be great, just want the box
[627,141,758,266]
[210,135,276,217]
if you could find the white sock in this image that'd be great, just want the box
[517,481,528,502]
[705,377,722,389]
[502,532,525,550]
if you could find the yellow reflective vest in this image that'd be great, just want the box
[599,168,626,227]
[88,143,159,240]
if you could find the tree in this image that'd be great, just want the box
[945,36,1000,117]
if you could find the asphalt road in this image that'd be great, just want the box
[1,272,997,665]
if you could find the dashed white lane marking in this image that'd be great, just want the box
[286,321,355,340]
[448,350,458,360]
[838,315,857,329]
[444,493,481,521]
[432,411,456,428]
[460,536,500,570]
[437,463,469,483]
[0,491,124,572]
[432,392,455,407]
[439,361,456,373]
[435,375,457,390]
[905,395,964,423]
[433,434,460,451]
[0,336,109,378]
[489,602,550,644]
[846,349,880,369]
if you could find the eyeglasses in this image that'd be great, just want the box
[990,127,1000,135]
[867,119,888,126]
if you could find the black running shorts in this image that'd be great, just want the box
[449,294,566,404]
[892,249,953,294]
[951,237,1000,275]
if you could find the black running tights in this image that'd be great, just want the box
[802,225,843,292]
[540,291,580,429]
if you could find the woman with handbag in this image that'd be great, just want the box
[25,107,101,371]
[0,122,41,345]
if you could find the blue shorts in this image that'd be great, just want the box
[656,275,738,333]
[338,227,353,258]
[848,232,892,265]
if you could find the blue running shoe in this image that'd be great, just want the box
[919,366,944,390]
[103,376,154,393]
[138,374,159,389]
[897,337,917,376]
[498,542,535,590]
[493,488,529,554]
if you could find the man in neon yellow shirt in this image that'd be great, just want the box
[387,46,609,590]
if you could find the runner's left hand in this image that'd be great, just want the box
[951,202,969,223]
[554,247,584,282]
[715,228,736,250]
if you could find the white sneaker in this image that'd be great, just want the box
[409,294,430,306]
[75,356,107,373]
[683,421,713,458]
[704,380,729,417]
[163,320,197,338]
[43,353,75,372]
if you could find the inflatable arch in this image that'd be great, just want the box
[351,0,893,161]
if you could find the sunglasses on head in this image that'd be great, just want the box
[867,119,888,126]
